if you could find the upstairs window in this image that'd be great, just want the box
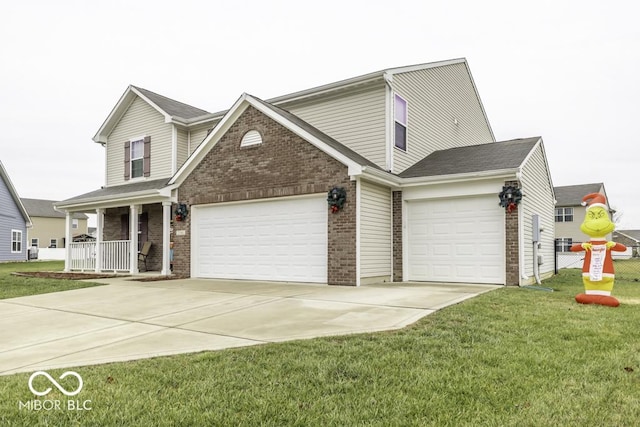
[555,238,573,252]
[11,230,22,253]
[124,136,151,180]
[394,94,408,151]
[555,207,573,222]
[72,218,79,229]
[31,238,39,248]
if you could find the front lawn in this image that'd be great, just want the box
[0,261,104,300]
[1,269,639,426]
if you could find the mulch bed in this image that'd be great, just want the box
[12,271,120,280]
[12,271,188,282]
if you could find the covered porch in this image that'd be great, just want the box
[55,179,177,276]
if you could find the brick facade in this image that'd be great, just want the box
[174,105,357,285]
[392,191,403,282]
[504,180,520,285]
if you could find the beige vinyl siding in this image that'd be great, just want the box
[520,142,556,282]
[106,96,172,186]
[285,86,387,168]
[360,179,392,281]
[188,123,217,156]
[392,62,494,173]
[177,129,189,170]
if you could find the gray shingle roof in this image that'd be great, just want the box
[58,178,170,205]
[614,230,640,242]
[553,183,604,206]
[22,198,88,219]
[399,137,540,178]
[133,86,210,120]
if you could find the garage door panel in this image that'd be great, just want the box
[193,196,327,283]
[407,196,504,284]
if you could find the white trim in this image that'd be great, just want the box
[393,93,408,152]
[171,125,178,175]
[161,201,172,275]
[240,130,263,147]
[355,177,362,286]
[10,229,23,253]
[31,238,39,248]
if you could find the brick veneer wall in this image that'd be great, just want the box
[174,105,357,285]
[504,180,520,285]
[392,191,403,282]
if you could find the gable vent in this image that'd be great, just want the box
[240,130,262,147]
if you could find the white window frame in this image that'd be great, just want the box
[31,238,39,248]
[11,230,22,253]
[555,207,573,222]
[556,237,573,252]
[394,94,408,152]
[130,137,145,179]
[72,218,79,229]
[49,239,57,248]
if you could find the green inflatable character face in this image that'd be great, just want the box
[570,193,626,307]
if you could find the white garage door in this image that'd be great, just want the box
[407,196,504,284]
[192,196,327,283]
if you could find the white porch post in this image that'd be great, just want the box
[161,201,172,275]
[94,208,104,272]
[129,205,139,274]
[64,211,72,272]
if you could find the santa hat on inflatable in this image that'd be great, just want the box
[581,193,607,210]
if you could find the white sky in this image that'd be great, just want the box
[1,0,638,228]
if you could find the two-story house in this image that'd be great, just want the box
[0,161,31,262]
[57,58,556,286]
[21,198,89,254]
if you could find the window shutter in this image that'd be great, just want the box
[143,136,151,177]
[124,140,131,180]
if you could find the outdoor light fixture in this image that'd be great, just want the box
[498,185,522,213]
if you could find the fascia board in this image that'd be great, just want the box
[246,95,363,174]
[267,74,385,105]
[130,86,173,123]
[93,86,137,144]
[55,190,174,212]
[384,58,467,77]
[168,94,250,187]
[400,168,519,188]
[0,161,32,226]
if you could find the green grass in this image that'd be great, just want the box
[0,261,103,300]
[1,268,640,426]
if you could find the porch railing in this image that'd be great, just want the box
[69,240,131,272]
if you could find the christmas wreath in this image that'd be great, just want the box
[174,203,188,222]
[327,187,347,213]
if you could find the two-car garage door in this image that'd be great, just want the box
[407,196,504,284]
[192,196,327,283]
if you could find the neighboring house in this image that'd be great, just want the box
[553,183,613,251]
[56,58,556,286]
[613,230,640,257]
[0,161,31,262]
[21,198,89,250]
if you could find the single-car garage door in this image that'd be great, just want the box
[407,196,504,284]
[192,195,327,283]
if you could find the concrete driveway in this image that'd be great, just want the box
[0,278,499,376]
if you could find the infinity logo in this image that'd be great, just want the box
[28,371,83,397]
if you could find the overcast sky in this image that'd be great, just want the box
[1,0,638,228]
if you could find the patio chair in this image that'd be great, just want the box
[138,241,152,271]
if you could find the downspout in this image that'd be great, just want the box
[383,72,394,172]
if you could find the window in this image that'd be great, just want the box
[131,138,144,178]
[555,207,573,222]
[31,238,39,248]
[555,238,573,252]
[72,218,79,229]
[394,94,408,151]
[240,130,263,147]
[124,136,150,180]
[49,239,57,248]
[11,230,22,253]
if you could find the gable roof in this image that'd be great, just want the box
[399,137,540,178]
[554,183,605,206]
[93,86,211,144]
[614,230,640,242]
[0,161,32,227]
[169,93,384,187]
[22,198,88,219]
[56,178,171,209]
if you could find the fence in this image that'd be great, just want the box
[555,240,640,279]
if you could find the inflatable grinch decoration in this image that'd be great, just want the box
[570,193,626,307]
